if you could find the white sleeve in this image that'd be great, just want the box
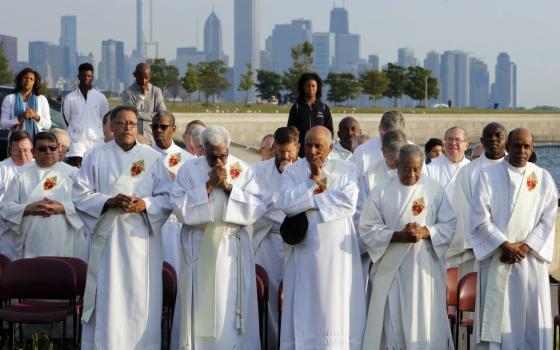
[0,95,18,129]
[36,95,52,130]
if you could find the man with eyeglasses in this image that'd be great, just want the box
[73,105,172,349]
[0,131,34,259]
[331,116,361,161]
[0,131,86,260]
[51,128,70,161]
[170,125,265,349]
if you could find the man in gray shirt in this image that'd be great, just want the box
[122,63,166,145]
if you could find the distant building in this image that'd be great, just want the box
[204,10,227,63]
[0,35,17,72]
[313,32,335,80]
[398,47,417,68]
[28,41,69,87]
[100,39,125,92]
[334,33,360,73]
[424,51,441,104]
[469,57,489,108]
[234,0,260,102]
[440,50,470,108]
[60,15,77,77]
[495,52,512,109]
[175,47,206,76]
[368,54,380,71]
[511,62,517,108]
[271,19,312,74]
[329,7,349,35]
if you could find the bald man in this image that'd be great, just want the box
[469,128,557,349]
[277,126,365,349]
[331,116,361,161]
[122,63,167,145]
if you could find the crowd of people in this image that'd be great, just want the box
[0,64,557,350]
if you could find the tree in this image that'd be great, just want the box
[404,66,439,107]
[283,41,314,100]
[196,60,230,104]
[147,58,167,90]
[164,64,181,103]
[359,69,389,106]
[40,81,52,98]
[0,43,13,85]
[182,63,199,106]
[325,72,361,105]
[383,63,407,107]
[238,63,254,105]
[255,70,284,101]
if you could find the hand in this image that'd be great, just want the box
[41,198,65,215]
[392,223,430,243]
[309,161,322,182]
[126,196,146,213]
[140,85,149,95]
[105,194,136,211]
[168,171,176,181]
[24,200,51,217]
[500,242,527,263]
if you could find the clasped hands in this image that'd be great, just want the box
[500,241,530,264]
[105,193,146,213]
[17,108,39,124]
[392,223,430,243]
[24,198,65,217]
[206,166,231,194]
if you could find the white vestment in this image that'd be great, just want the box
[426,155,470,202]
[359,175,456,350]
[277,157,366,350]
[469,161,557,349]
[0,158,27,259]
[73,141,172,349]
[0,161,86,259]
[153,142,194,276]
[170,155,265,350]
[330,140,353,161]
[62,88,109,157]
[251,158,286,350]
[351,136,383,178]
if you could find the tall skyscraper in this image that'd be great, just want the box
[440,50,470,108]
[234,0,260,102]
[368,55,379,71]
[271,19,312,74]
[60,15,77,76]
[28,41,69,86]
[494,52,517,109]
[334,33,360,73]
[511,62,517,108]
[313,32,335,79]
[135,0,158,59]
[423,51,440,79]
[329,7,349,35]
[0,35,17,72]
[469,57,489,108]
[204,10,226,63]
[100,39,125,92]
[398,47,417,68]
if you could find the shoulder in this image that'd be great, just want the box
[151,85,163,94]
[36,95,49,104]
[2,93,15,104]
[353,137,379,156]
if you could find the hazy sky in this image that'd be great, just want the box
[1,0,558,107]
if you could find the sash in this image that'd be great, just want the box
[81,149,159,323]
[479,163,541,343]
[164,151,184,175]
[362,183,428,350]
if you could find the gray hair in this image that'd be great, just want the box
[191,126,206,145]
[398,144,424,163]
[381,129,407,157]
[444,126,469,143]
[202,125,231,149]
[379,110,405,132]
[261,134,274,144]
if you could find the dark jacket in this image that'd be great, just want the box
[287,100,333,157]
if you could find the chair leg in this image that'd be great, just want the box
[72,303,77,348]
[17,323,22,343]
[455,311,460,350]
[264,307,268,350]
[62,319,66,348]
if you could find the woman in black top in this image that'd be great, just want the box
[287,72,333,157]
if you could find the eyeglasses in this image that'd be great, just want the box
[206,151,229,162]
[36,145,59,153]
[112,121,138,129]
[11,148,32,154]
[445,137,467,144]
[150,124,173,131]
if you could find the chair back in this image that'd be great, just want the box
[447,267,458,307]
[0,254,11,274]
[0,258,76,300]
[255,264,269,312]
[38,257,87,297]
[162,262,177,311]
[458,272,477,312]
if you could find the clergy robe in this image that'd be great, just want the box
[469,161,557,349]
[152,142,194,274]
[170,155,265,350]
[426,154,470,202]
[277,157,366,350]
[0,158,26,259]
[330,140,353,161]
[359,175,456,350]
[73,141,172,349]
[0,161,86,259]
[351,136,382,178]
[251,157,286,350]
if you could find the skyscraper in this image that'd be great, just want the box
[0,35,17,72]
[313,32,335,79]
[175,47,206,75]
[136,0,155,59]
[469,57,489,108]
[329,7,349,35]
[440,50,470,108]
[271,19,312,74]
[100,39,125,92]
[511,62,517,108]
[424,51,441,104]
[234,0,260,102]
[334,33,360,73]
[368,55,379,71]
[60,15,77,76]
[494,52,516,109]
[398,47,417,68]
[204,10,226,63]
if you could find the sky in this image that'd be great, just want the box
[1,0,559,108]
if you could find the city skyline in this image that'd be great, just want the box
[0,0,558,107]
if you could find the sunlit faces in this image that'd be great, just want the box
[205,143,229,168]
[151,115,176,150]
[111,110,138,148]
[397,154,423,186]
[9,139,33,166]
[506,129,533,168]
[274,141,299,173]
[32,139,59,168]
[443,128,468,162]
[304,128,333,166]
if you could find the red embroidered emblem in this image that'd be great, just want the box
[43,176,57,191]
[313,178,328,195]
[412,198,425,216]
[527,172,537,192]
[131,160,145,177]
[229,162,242,180]
[168,153,181,167]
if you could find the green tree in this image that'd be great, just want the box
[359,69,389,106]
[147,58,167,90]
[40,81,52,98]
[325,72,361,105]
[255,70,284,101]
[404,66,439,107]
[238,63,254,105]
[0,43,12,85]
[181,63,199,106]
[164,64,181,103]
[383,63,407,107]
[196,60,230,104]
[283,41,314,100]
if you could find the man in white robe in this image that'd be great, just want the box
[0,131,34,259]
[258,133,274,161]
[182,120,206,156]
[171,125,265,350]
[73,105,172,349]
[278,126,365,350]
[450,123,507,275]
[359,144,456,350]
[331,116,361,161]
[252,126,300,349]
[352,110,407,177]
[469,128,557,349]
[1,131,86,259]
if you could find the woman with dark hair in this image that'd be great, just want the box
[0,68,51,138]
[287,72,333,157]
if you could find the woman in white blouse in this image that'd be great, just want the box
[0,68,51,137]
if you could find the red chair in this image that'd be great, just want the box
[447,267,458,340]
[0,258,77,347]
[553,284,560,349]
[255,264,269,350]
[278,280,283,350]
[0,254,11,273]
[162,261,177,350]
[456,272,477,350]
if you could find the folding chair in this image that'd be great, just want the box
[162,261,177,350]
[456,272,477,350]
[447,267,458,341]
[255,264,269,350]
